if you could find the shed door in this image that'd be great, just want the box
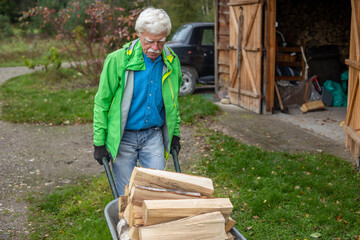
[344,0,360,162]
[228,0,263,113]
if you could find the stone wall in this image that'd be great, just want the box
[276,0,351,68]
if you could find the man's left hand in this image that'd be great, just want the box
[171,135,181,154]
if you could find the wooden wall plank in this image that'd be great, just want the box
[264,0,276,113]
[218,50,230,65]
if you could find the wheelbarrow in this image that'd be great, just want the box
[103,150,247,240]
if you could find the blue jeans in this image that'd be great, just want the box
[111,127,165,196]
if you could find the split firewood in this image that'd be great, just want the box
[225,216,236,232]
[138,211,226,240]
[118,195,129,219]
[129,227,139,240]
[300,100,325,113]
[142,198,233,225]
[129,185,203,205]
[129,167,214,197]
[123,203,143,227]
[226,232,235,240]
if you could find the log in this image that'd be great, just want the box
[118,195,128,213]
[225,216,236,232]
[129,167,214,197]
[129,185,202,205]
[124,203,143,227]
[142,198,233,225]
[226,232,235,240]
[129,227,139,240]
[139,211,226,240]
[300,100,325,113]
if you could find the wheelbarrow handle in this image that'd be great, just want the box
[171,149,181,173]
[102,157,118,199]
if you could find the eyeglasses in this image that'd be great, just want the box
[144,37,166,47]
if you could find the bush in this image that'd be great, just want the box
[0,14,14,39]
[21,1,141,85]
[23,46,62,71]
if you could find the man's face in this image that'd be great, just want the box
[138,31,167,61]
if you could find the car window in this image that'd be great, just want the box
[171,25,192,43]
[201,28,214,46]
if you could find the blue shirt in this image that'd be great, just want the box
[125,53,165,130]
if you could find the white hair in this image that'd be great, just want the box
[135,7,172,36]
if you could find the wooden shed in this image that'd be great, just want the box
[214,0,360,164]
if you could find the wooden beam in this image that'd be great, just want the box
[228,0,260,6]
[243,3,260,47]
[346,59,360,71]
[351,0,360,57]
[244,47,261,52]
[228,87,259,98]
[229,6,239,36]
[345,72,360,125]
[230,68,239,88]
[242,49,258,95]
[343,124,360,145]
[215,0,219,94]
[264,0,276,113]
[139,211,226,240]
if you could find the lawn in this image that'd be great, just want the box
[195,129,360,239]
[0,68,96,125]
[0,34,69,67]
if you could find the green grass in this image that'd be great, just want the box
[0,75,219,125]
[27,175,113,240]
[0,68,96,124]
[178,94,221,124]
[194,129,360,239]
[0,34,68,67]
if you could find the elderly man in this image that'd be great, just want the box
[93,8,182,196]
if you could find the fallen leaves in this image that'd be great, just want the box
[310,232,321,238]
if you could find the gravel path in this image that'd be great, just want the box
[0,67,38,85]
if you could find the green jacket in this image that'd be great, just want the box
[93,39,182,160]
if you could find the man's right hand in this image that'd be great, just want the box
[94,145,111,165]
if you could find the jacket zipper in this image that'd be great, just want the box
[162,70,176,108]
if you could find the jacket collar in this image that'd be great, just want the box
[124,39,174,71]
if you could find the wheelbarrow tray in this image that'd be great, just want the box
[104,198,247,240]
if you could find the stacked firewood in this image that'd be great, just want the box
[117,167,237,240]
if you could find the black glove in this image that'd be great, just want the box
[94,145,111,165]
[170,135,181,155]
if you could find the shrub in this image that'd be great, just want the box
[23,46,62,71]
[21,1,141,85]
[0,14,14,39]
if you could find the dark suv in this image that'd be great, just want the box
[165,22,214,95]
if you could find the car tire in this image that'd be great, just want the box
[180,66,197,96]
